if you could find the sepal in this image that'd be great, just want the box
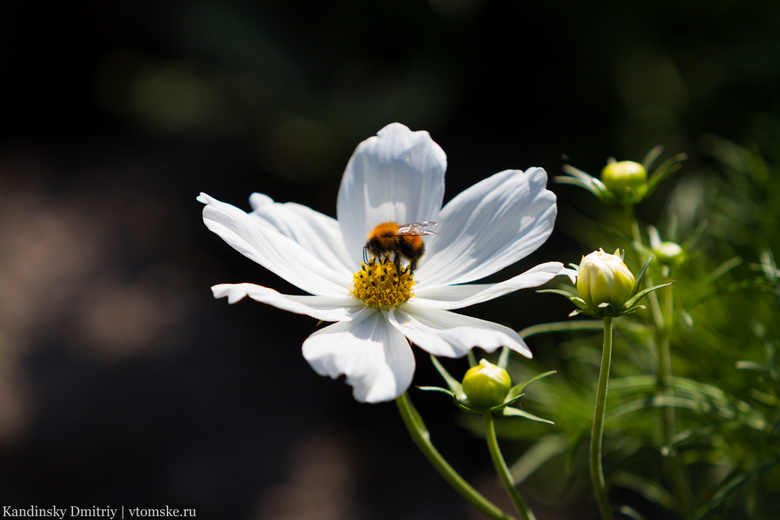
[645,151,687,198]
[427,355,468,403]
[496,406,555,424]
[505,370,557,403]
[622,281,675,314]
[555,165,614,202]
[537,288,589,309]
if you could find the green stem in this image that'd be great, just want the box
[625,204,642,244]
[623,190,692,514]
[484,412,536,520]
[624,201,693,515]
[654,280,694,515]
[396,392,517,520]
[590,316,616,520]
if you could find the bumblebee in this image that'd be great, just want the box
[364,221,438,272]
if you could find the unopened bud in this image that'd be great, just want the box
[601,161,647,200]
[652,241,685,266]
[462,359,511,410]
[577,249,636,312]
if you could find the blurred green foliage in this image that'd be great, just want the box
[496,123,780,519]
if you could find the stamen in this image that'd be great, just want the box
[351,257,415,309]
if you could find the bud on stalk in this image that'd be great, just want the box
[577,249,636,313]
[462,359,512,411]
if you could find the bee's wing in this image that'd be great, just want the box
[396,221,438,236]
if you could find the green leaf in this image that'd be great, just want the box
[553,175,594,191]
[537,289,590,310]
[498,406,555,424]
[560,164,596,183]
[613,471,676,510]
[536,287,576,298]
[632,255,655,289]
[691,456,780,520]
[556,165,614,201]
[429,355,466,400]
[609,375,768,431]
[623,281,673,309]
[517,320,605,339]
[668,425,716,448]
[645,152,687,196]
[497,346,510,370]
[616,505,646,520]
[641,145,664,170]
[735,360,775,376]
[418,385,476,413]
[466,350,478,368]
[501,392,525,409]
[509,434,569,483]
[621,304,647,315]
[506,370,558,403]
[608,394,702,421]
[417,386,456,398]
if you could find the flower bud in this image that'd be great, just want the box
[652,241,685,266]
[462,359,512,410]
[577,249,636,312]
[600,161,647,200]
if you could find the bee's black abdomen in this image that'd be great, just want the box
[398,240,422,261]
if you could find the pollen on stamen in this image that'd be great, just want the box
[350,257,415,309]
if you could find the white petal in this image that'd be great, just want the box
[415,168,557,287]
[302,309,415,403]
[389,304,532,358]
[212,283,362,322]
[414,262,564,310]
[199,193,348,297]
[337,123,446,266]
[248,193,354,274]
[562,267,578,284]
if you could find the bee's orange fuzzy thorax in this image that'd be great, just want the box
[368,221,401,240]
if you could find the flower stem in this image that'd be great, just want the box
[483,412,537,520]
[396,392,517,520]
[590,316,616,520]
[653,279,694,516]
[625,204,642,244]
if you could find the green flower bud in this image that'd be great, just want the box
[577,249,636,313]
[652,241,685,266]
[600,161,647,200]
[462,359,511,410]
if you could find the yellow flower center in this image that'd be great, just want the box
[351,257,415,309]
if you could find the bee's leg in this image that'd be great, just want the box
[409,257,418,273]
[363,246,369,265]
[393,253,401,277]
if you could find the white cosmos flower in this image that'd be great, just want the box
[199,123,563,403]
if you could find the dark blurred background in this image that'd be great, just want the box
[0,1,778,519]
